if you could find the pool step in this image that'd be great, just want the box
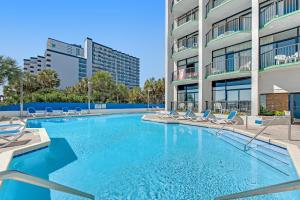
[219,132,290,176]
[221,131,290,165]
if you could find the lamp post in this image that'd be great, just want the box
[88,81,92,114]
[20,73,24,117]
[147,89,152,111]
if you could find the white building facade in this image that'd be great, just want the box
[24,38,140,89]
[165,0,300,120]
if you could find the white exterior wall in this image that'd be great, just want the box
[259,68,300,94]
[84,38,94,79]
[165,0,300,116]
[47,51,80,88]
[251,0,260,116]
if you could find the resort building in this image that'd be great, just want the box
[24,56,46,74]
[165,0,300,120]
[24,38,140,88]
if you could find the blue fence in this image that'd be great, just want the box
[0,102,165,111]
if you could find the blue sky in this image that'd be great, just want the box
[0,0,165,87]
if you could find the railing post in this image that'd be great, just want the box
[288,114,292,141]
[246,114,249,129]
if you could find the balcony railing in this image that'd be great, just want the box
[206,16,251,45]
[206,0,227,16]
[205,55,252,77]
[174,10,198,29]
[171,101,199,112]
[260,43,300,70]
[173,39,198,54]
[206,101,251,114]
[260,0,300,28]
[172,67,198,81]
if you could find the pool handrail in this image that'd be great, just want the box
[215,179,300,200]
[0,170,95,200]
[244,116,281,151]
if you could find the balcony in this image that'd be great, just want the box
[172,0,198,18]
[172,67,198,85]
[206,16,251,49]
[260,0,300,35]
[205,55,252,80]
[172,42,198,61]
[260,43,300,72]
[172,10,198,39]
[205,0,251,23]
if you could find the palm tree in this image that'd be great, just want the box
[36,69,60,90]
[0,56,21,85]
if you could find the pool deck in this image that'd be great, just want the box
[0,128,50,186]
[142,114,300,177]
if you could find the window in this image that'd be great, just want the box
[212,78,251,102]
[51,43,56,48]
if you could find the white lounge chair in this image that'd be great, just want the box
[0,126,28,148]
[193,110,214,122]
[211,111,238,125]
[177,109,196,120]
[160,110,179,119]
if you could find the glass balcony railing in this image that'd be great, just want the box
[207,101,251,114]
[206,0,227,16]
[173,40,198,54]
[174,10,198,30]
[205,55,252,77]
[260,43,300,70]
[206,16,251,45]
[260,0,300,28]
[171,101,199,112]
[172,67,198,81]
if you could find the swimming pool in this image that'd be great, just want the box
[0,114,299,199]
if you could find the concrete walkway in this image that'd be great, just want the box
[143,114,300,147]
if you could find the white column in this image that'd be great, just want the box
[198,0,205,113]
[165,0,175,111]
[251,0,260,116]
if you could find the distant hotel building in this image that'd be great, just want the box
[24,38,140,88]
[165,0,300,120]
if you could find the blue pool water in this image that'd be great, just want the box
[0,114,300,199]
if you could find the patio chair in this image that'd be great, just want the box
[193,110,214,122]
[177,109,196,120]
[274,55,287,65]
[0,125,28,148]
[27,107,44,118]
[45,107,54,116]
[0,117,26,131]
[211,111,238,125]
[61,107,70,116]
[214,102,225,114]
[160,110,179,119]
[75,107,82,115]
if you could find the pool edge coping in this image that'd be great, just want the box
[142,114,300,178]
[0,128,51,187]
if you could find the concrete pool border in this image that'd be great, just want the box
[0,128,50,186]
[142,114,300,178]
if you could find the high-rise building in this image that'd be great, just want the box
[24,37,140,88]
[165,0,300,120]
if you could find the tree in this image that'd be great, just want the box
[114,84,129,103]
[0,56,21,85]
[91,71,116,103]
[128,87,144,103]
[36,69,60,90]
[23,72,40,94]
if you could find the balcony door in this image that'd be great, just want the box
[226,52,235,72]
[290,93,300,122]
